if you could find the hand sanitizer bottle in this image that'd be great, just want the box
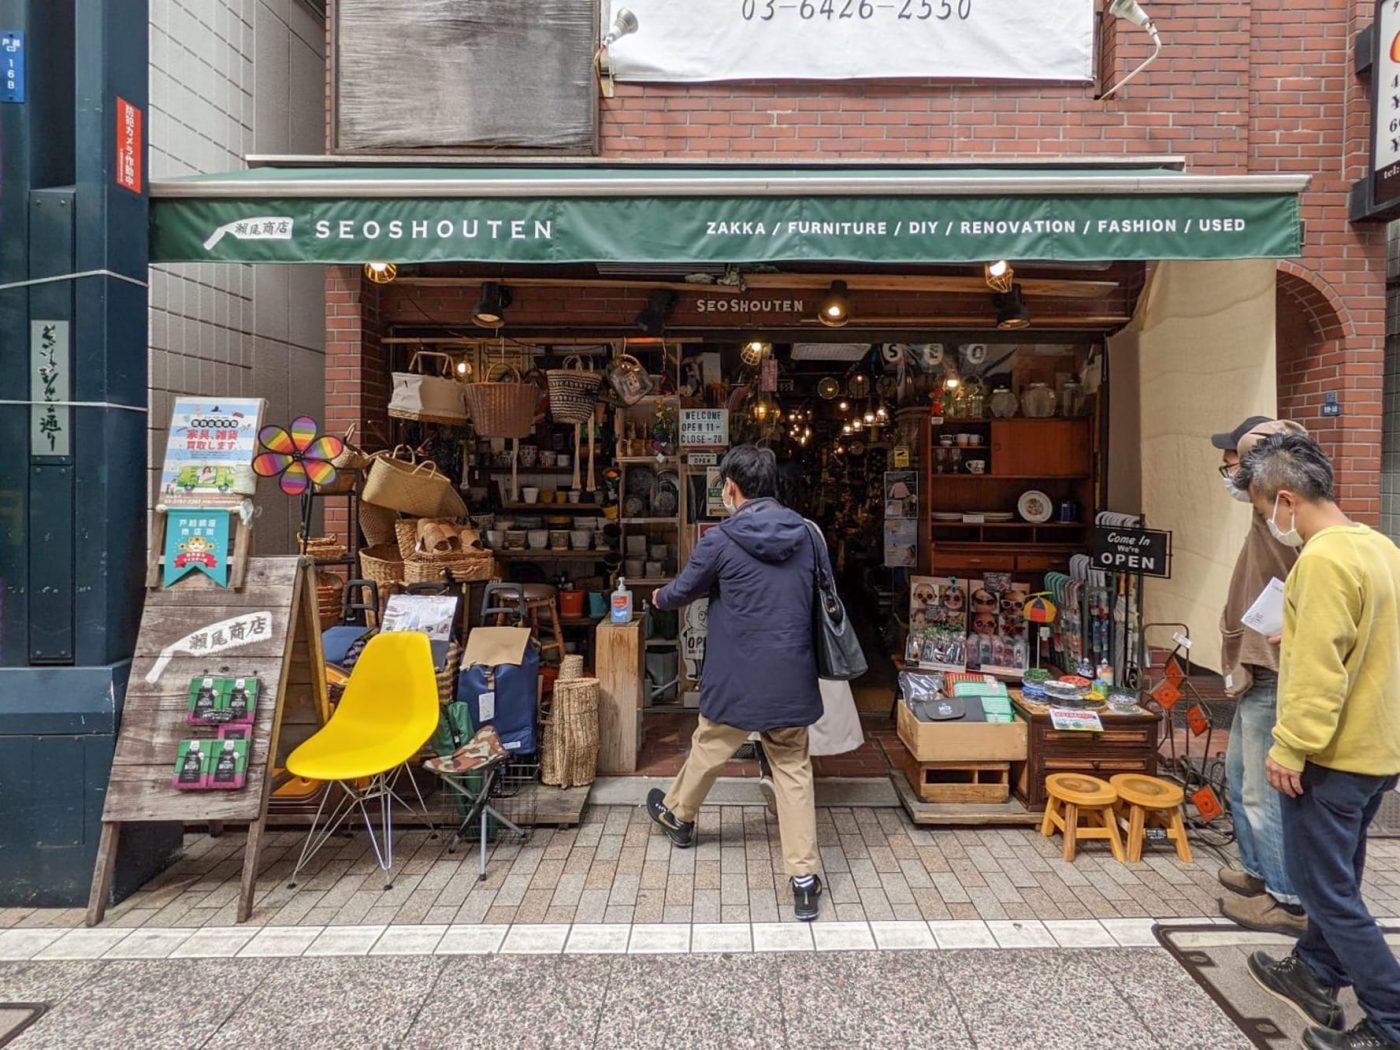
[610,577,633,624]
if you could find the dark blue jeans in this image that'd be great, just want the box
[1282,763,1400,1041]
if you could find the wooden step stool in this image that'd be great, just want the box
[1110,773,1193,863]
[1041,773,1125,863]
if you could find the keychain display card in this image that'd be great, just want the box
[186,675,260,725]
[208,738,251,790]
[171,739,211,790]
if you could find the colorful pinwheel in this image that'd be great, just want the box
[251,416,344,496]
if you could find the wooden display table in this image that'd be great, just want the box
[1012,696,1162,812]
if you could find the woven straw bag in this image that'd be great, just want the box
[547,356,602,425]
[463,365,539,440]
[363,446,468,518]
[541,677,600,788]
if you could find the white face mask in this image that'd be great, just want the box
[1267,494,1305,548]
[1223,471,1251,503]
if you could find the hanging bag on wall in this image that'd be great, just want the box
[804,522,868,681]
[462,364,538,440]
[388,350,468,426]
[363,445,468,518]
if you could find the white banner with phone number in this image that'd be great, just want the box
[609,0,1093,83]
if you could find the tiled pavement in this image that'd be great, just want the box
[6,803,1400,933]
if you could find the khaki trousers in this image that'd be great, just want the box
[664,715,819,877]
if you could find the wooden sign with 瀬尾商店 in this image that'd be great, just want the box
[86,556,327,927]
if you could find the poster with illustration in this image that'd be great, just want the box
[160,398,265,504]
[966,573,1031,676]
[907,575,969,672]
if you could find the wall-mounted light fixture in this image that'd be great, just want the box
[472,282,513,327]
[1101,0,1162,100]
[818,281,850,328]
[984,260,1015,294]
[634,289,678,336]
[595,8,639,98]
[364,261,397,284]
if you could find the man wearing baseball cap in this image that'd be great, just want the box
[1213,415,1310,936]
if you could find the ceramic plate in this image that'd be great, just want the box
[1018,489,1053,524]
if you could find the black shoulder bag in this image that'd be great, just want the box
[805,521,867,681]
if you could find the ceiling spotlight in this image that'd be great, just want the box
[364,261,397,284]
[472,282,513,327]
[994,284,1033,331]
[635,289,678,336]
[1102,0,1163,100]
[984,260,1015,294]
[818,281,850,328]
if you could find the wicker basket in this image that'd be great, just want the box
[547,356,602,425]
[403,552,498,585]
[359,543,405,586]
[316,569,345,628]
[540,677,600,788]
[463,365,539,440]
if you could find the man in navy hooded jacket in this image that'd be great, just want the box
[646,445,827,921]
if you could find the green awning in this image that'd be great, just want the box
[149,165,1308,266]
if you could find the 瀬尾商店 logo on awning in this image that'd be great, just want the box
[203,216,294,251]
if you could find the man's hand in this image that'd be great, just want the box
[1265,756,1304,797]
[651,588,663,608]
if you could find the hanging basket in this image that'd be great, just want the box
[463,365,539,440]
[547,355,603,425]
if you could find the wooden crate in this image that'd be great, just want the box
[898,745,1010,804]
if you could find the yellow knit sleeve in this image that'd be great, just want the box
[1270,548,1361,771]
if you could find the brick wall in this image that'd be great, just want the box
[323,0,1387,519]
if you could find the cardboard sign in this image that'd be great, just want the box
[1049,707,1104,733]
[680,408,729,447]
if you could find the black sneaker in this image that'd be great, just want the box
[792,875,823,922]
[646,788,694,849]
[1305,1020,1400,1050]
[1247,951,1343,1030]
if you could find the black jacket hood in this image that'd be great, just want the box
[722,498,808,564]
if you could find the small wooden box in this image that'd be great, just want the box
[898,746,1011,804]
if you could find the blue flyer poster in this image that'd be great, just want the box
[163,509,232,587]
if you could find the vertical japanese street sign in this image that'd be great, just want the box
[116,96,142,193]
[1,31,23,103]
[31,321,71,459]
[1374,1,1400,208]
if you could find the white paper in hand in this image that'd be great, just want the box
[1242,578,1287,638]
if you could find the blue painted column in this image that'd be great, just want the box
[0,0,181,907]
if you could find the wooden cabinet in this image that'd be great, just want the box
[989,420,1091,478]
[1012,698,1162,811]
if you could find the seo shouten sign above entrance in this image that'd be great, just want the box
[608,0,1093,83]
[150,167,1306,265]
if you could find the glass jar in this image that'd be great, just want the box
[989,386,1019,419]
[1021,382,1056,418]
[1058,378,1084,418]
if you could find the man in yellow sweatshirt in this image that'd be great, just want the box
[1236,432,1400,1050]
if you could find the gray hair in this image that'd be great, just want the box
[1236,432,1335,502]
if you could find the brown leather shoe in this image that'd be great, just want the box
[1219,867,1267,897]
[1221,893,1308,937]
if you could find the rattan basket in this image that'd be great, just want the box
[359,543,405,586]
[540,676,600,788]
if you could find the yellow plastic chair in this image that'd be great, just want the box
[286,631,440,889]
